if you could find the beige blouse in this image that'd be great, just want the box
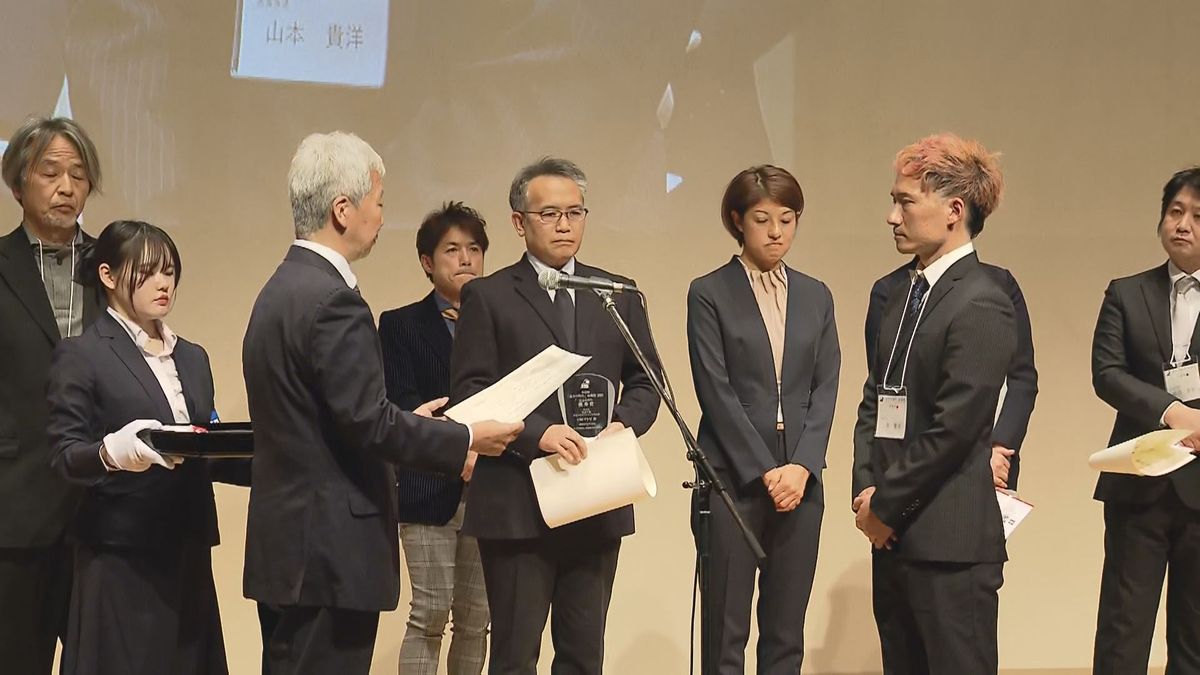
[739,257,788,427]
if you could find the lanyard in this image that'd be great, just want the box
[881,276,930,392]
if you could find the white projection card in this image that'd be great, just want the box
[231,0,389,88]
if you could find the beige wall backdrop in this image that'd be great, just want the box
[5,0,1199,672]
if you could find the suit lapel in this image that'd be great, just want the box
[780,265,807,391]
[80,230,104,328]
[173,343,201,422]
[876,283,907,377]
[719,257,777,381]
[574,261,616,358]
[416,292,453,368]
[511,257,570,347]
[0,226,60,343]
[99,313,174,422]
[1142,265,1173,362]
[918,252,977,322]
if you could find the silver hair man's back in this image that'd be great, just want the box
[288,131,385,238]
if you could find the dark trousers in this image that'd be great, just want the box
[704,468,823,674]
[478,536,621,675]
[872,553,1003,675]
[0,541,72,675]
[1094,484,1200,675]
[267,606,380,675]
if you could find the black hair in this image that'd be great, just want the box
[82,220,182,312]
[414,202,489,279]
[1160,167,1200,228]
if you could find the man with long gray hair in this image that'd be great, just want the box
[241,131,523,673]
[0,116,106,674]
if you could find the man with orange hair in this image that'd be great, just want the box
[852,133,1017,673]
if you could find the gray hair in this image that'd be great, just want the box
[288,131,385,238]
[1,117,102,194]
[508,157,588,212]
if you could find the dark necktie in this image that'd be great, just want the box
[908,273,930,318]
[553,289,576,350]
[885,274,930,388]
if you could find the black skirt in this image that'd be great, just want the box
[61,541,228,675]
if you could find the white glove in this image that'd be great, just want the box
[100,419,181,472]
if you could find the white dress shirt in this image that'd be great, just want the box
[294,239,358,289]
[918,241,975,291]
[107,308,190,424]
[1169,261,1200,365]
[526,253,576,302]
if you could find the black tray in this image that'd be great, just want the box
[143,422,254,459]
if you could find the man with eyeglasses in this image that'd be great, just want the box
[450,157,661,674]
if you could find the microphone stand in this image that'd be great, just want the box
[592,289,766,675]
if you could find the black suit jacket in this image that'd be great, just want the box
[687,257,840,489]
[1092,263,1200,509]
[853,253,1016,563]
[0,224,104,548]
[450,256,661,541]
[45,311,222,549]
[242,245,470,612]
[865,257,1038,488]
[379,292,463,526]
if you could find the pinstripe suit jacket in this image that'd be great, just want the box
[865,258,1038,488]
[853,252,1016,563]
[379,292,463,525]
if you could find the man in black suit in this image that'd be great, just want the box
[1091,167,1200,674]
[865,254,1037,490]
[242,131,522,675]
[0,116,105,674]
[450,157,661,674]
[380,202,491,675]
[852,133,1016,674]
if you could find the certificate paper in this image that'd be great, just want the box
[1088,428,1196,477]
[996,489,1033,539]
[529,428,657,528]
[444,345,590,425]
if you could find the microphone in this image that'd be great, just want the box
[538,268,638,294]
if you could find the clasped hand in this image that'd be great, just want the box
[851,486,897,550]
[762,464,810,512]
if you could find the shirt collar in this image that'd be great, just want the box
[735,256,788,287]
[107,307,178,357]
[1168,261,1200,287]
[433,292,454,312]
[917,242,974,290]
[525,252,576,279]
[294,239,358,289]
[23,222,82,249]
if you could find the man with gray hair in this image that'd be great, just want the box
[0,116,105,674]
[242,131,523,674]
[451,157,661,674]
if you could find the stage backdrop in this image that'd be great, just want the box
[3,0,1196,672]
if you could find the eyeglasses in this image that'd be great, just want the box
[519,207,589,225]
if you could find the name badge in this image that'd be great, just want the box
[876,385,908,440]
[1164,358,1200,402]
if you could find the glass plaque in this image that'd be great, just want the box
[557,373,615,438]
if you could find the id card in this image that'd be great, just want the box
[876,386,908,440]
[1164,359,1200,403]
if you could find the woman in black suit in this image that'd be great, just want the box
[46,220,231,675]
[687,166,840,674]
